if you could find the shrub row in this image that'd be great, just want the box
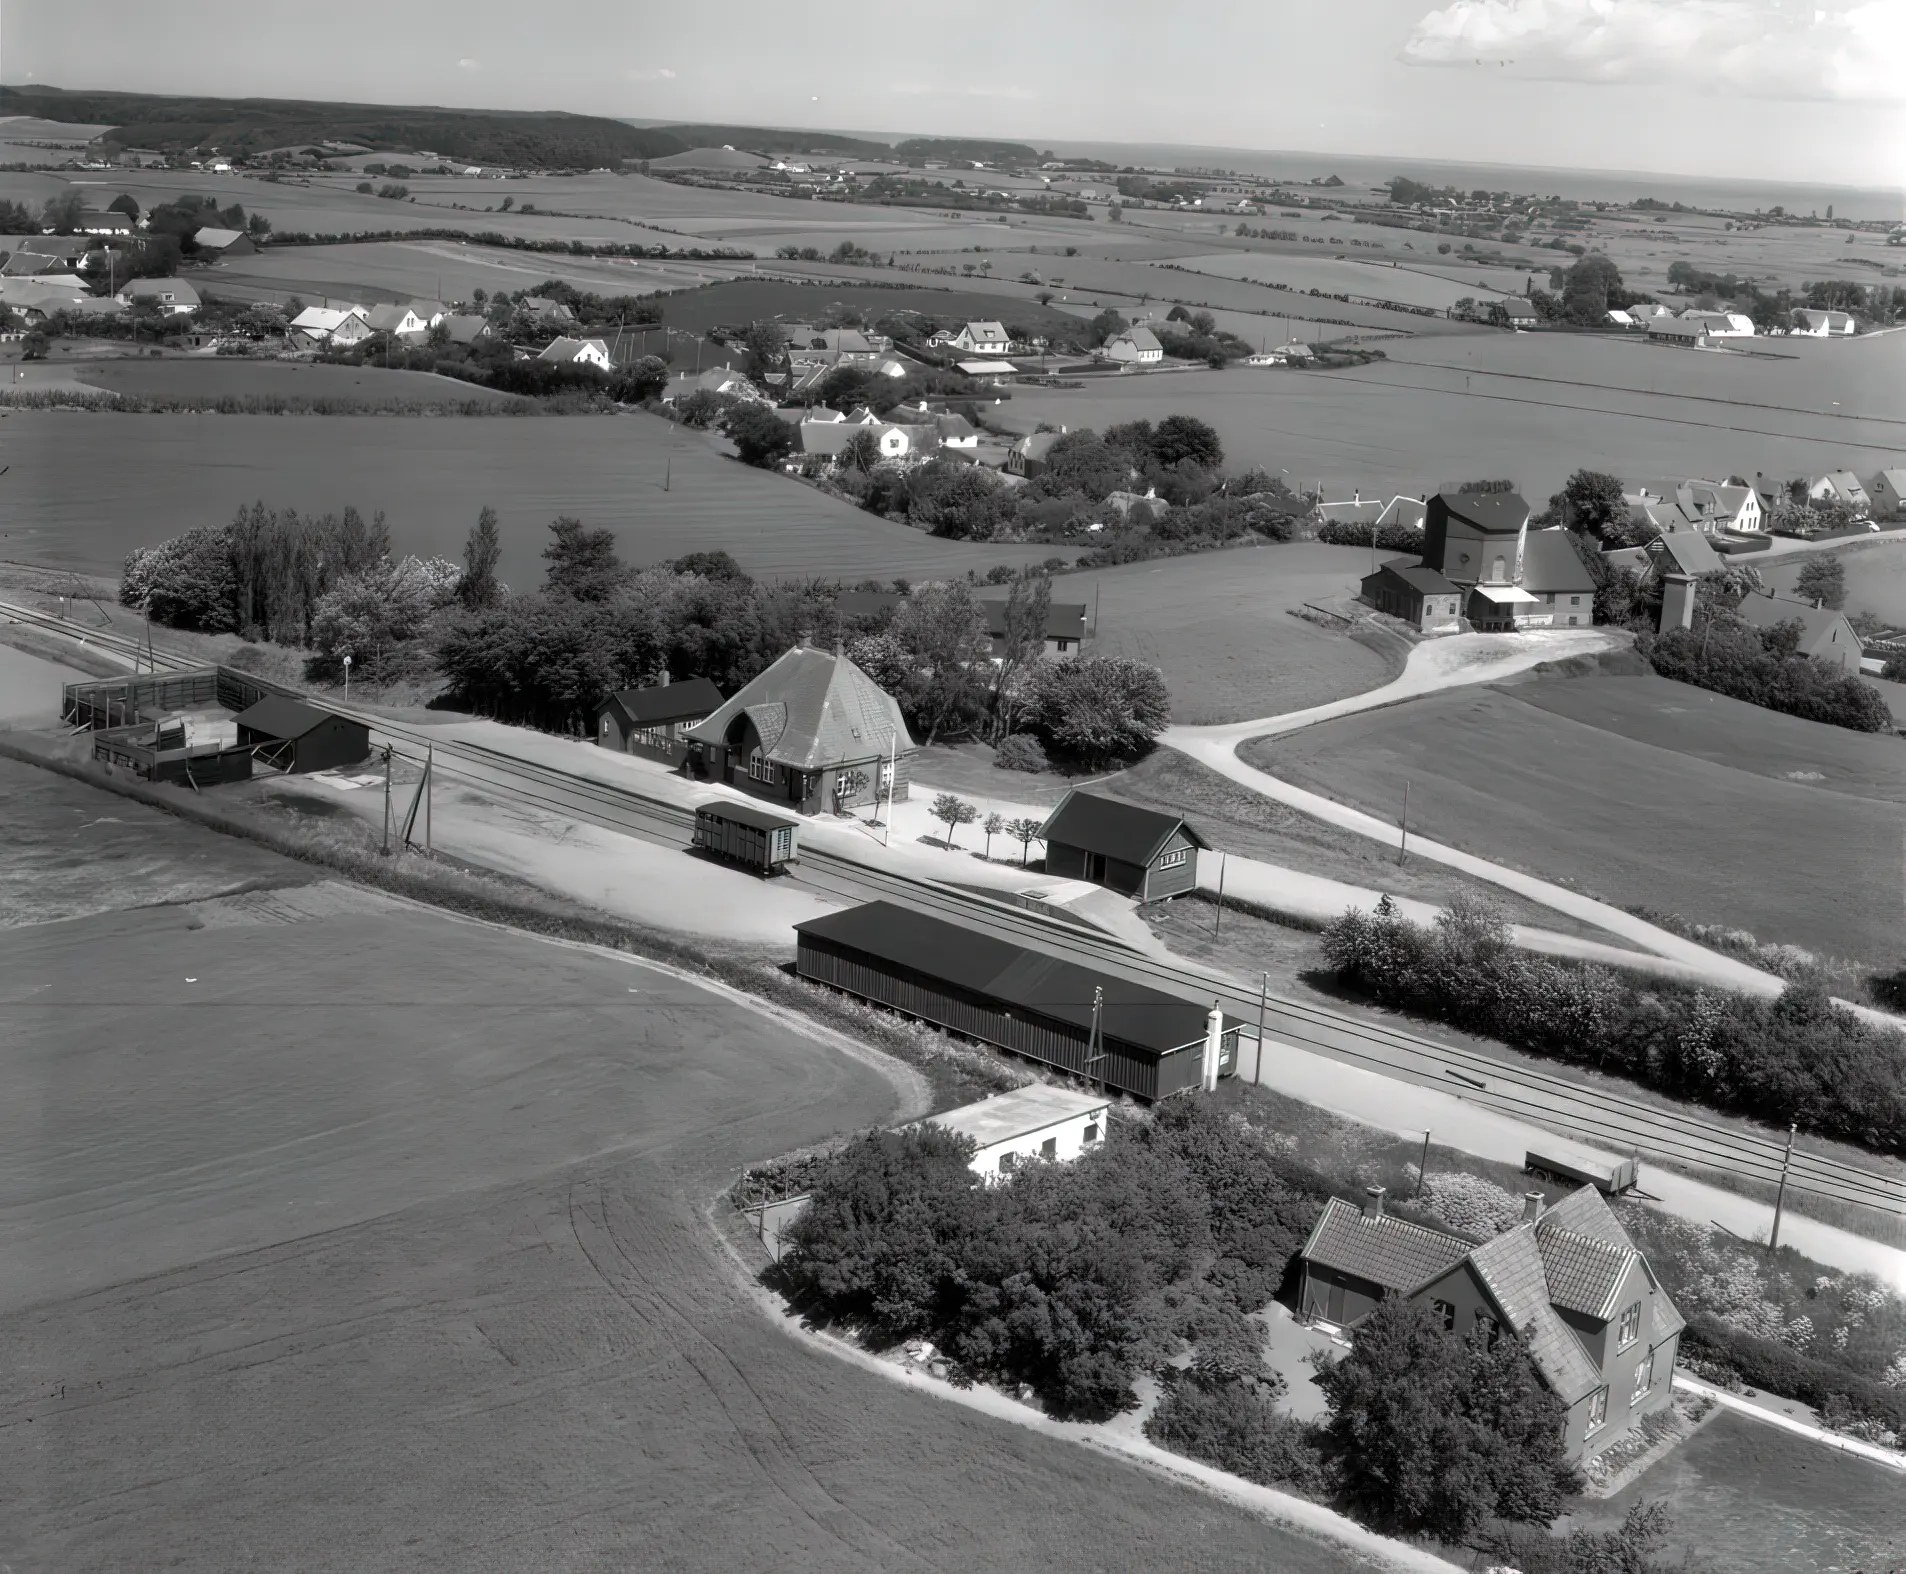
[1680,1311,1906,1433]
[1321,898,1906,1156]
[1651,617,1892,732]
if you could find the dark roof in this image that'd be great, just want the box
[1468,1225,1604,1402]
[696,799,798,832]
[795,901,1230,1057]
[606,677,724,726]
[232,696,339,740]
[979,600,1090,640]
[1363,557,1460,597]
[685,645,914,768]
[1300,1197,1472,1292]
[1534,1225,1633,1319]
[1039,790,1207,866]
[1432,490,1531,536]
[1517,529,1596,594]
[1731,592,1857,652]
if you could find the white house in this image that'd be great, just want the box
[1625,479,1762,535]
[365,303,430,340]
[116,278,201,314]
[1677,308,1755,337]
[1245,349,1287,365]
[1101,325,1163,365]
[1808,471,1872,514]
[1870,469,1906,521]
[288,304,371,347]
[1605,308,1635,328]
[538,336,613,370]
[72,211,135,238]
[951,320,1011,355]
[927,1084,1110,1180]
[1793,308,1856,337]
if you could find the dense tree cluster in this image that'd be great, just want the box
[1322,895,1906,1154]
[1650,615,1891,732]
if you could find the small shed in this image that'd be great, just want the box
[692,800,799,875]
[232,696,371,774]
[1360,557,1463,633]
[1039,790,1207,901]
[930,1084,1110,1180]
[598,677,724,765]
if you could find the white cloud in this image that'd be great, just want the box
[1402,0,1906,101]
[624,67,677,82]
[457,57,480,71]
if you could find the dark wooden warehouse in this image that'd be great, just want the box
[794,901,1243,1100]
[1039,790,1207,902]
[233,697,371,774]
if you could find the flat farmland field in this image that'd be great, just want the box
[0,766,1371,1574]
[1004,330,1906,506]
[51,356,523,405]
[1759,539,1906,624]
[1168,250,1511,309]
[0,410,1072,586]
[1081,543,1399,722]
[1244,675,1905,962]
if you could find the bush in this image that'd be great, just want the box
[307,554,459,682]
[1026,655,1170,769]
[1145,1372,1327,1494]
[1681,1312,1906,1432]
[1652,617,1890,731]
[126,526,238,631]
[991,733,1049,773]
[1321,898,1906,1155]
[1317,517,1426,553]
[722,402,796,469]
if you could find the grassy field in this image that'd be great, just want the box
[1243,671,1906,964]
[0,765,1372,1574]
[46,356,525,406]
[1073,543,1400,723]
[1168,250,1513,309]
[0,409,1072,586]
[1565,1409,1906,1574]
[1004,330,1906,506]
[1759,537,1906,624]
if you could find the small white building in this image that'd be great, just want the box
[1101,326,1163,365]
[116,278,202,315]
[1677,308,1755,337]
[1808,470,1872,514]
[928,1084,1110,1179]
[288,304,371,348]
[365,302,430,340]
[951,320,1011,355]
[1869,468,1906,520]
[1793,308,1856,337]
[538,336,613,370]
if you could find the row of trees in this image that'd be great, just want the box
[1322,895,1906,1154]
[1650,615,1891,732]
[783,1103,1591,1549]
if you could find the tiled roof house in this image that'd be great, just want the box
[1299,1185,1685,1462]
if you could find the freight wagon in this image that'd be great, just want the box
[693,800,799,875]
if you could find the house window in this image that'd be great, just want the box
[1433,1299,1456,1332]
[1083,1122,1100,1145]
[1618,1302,1642,1348]
[1490,555,1507,580]
[1041,1137,1057,1159]
[1570,595,1582,606]
[748,749,778,785]
[999,1151,1019,1174]
[1633,1352,1655,1401]
[1155,848,1189,871]
[1474,1310,1501,1348]
[1055,638,1071,652]
[1586,1386,1609,1433]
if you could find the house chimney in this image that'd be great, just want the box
[1523,1192,1545,1224]
[1200,1000,1224,1093]
[1659,571,1696,634]
[658,670,670,687]
[1363,1185,1386,1220]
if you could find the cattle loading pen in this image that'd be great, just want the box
[795,901,1246,1101]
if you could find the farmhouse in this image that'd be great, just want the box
[1731,592,1863,674]
[929,1084,1111,1180]
[1297,1185,1684,1463]
[117,278,201,314]
[1870,469,1906,520]
[1807,471,1872,514]
[951,320,1011,354]
[1498,297,1538,327]
[517,296,577,326]
[288,305,372,348]
[977,598,1091,658]
[70,211,134,237]
[1792,308,1855,336]
[1040,790,1206,902]
[1646,317,1713,347]
[366,303,430,340]
[596,676,724,765]
[1101,326,1163,365]
[1624,478,1762,536]
[191,225,255,258]
[1007,430,1066,477]
[1359,558,1463,633]
[793,901,1245,1100]
[538,336,613,370]
[0,278,91,320]
[684,642,917,814]
[440,313,491,345]
[1677,309,1754,337]
[1423,491,1592,630]
[232,696,371,774]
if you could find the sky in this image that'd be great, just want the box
[2,0,1899,191]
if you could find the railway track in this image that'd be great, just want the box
[9,596,1902,1220]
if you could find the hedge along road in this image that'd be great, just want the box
[13,599,1902,1225]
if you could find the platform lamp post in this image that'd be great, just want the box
[342,651,352,703]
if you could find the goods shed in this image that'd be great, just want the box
[794,901,1244,1100]
[1040,790,1206,901]
[233,697,371,774]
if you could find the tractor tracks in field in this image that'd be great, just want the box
[563,1174,939,1574]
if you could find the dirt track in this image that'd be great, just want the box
[0,770,1370,1572]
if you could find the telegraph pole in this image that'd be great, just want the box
[380,744,393,856]
[1253,969,1268,1086]
[1769,1122,1797,1251]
